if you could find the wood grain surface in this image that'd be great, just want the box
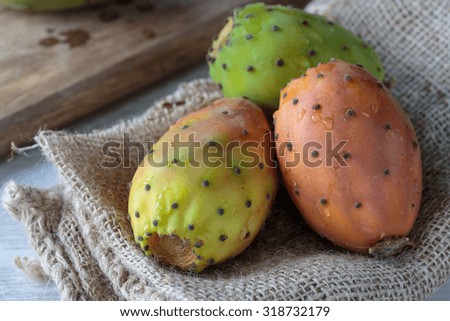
[0,0,308,157]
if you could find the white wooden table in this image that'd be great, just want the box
[0,63,448,300]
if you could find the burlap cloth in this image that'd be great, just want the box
[2,0,449,300]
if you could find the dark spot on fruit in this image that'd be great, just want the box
[344,74,352,81]
[221,111,228,115]
[311,150,319,158]
[276,59,284,67]
[218,83,223,90]
[377,67,382,72]
[317,73,323,78]
[282,92,287,99]
[245,231,251,239]
[246,34,253,40]
[194,240,203,248]
[145,231,152,237]
[341,45,348,51]
[217,208,225,215]
[355,63,364,68]
[312,104,321,110]
[234,166,241,175]
[137,236,143,241]
[411,203,415,208]
[222,63,227,70]
[275,133,279,140]
[242,129,249,136]
[308,49,316,56]
[245,200,252,208]
[286,142,293,151]
[143,245,149,251]
[135,211,140,218]
[171,202,178,209]
[247,65,254,72]
[208,258,215,264]
[202,180,209,187]
[145,184,151,191]
[302,20,308,26]
[384,123,391,130]
[182,125,189,129]
[412,140,418,148]
[354,202,362,208]
[346,108,356,117]
[171,159,178,164]
[196,255,203,260]
[219,235,228,242]
[271,25,280,31]
[153,220,158,226]
[294,188,300,196]
[208,140,217,146]
[343,152,351,160]
[292,98,299,105]
[245,13,254,19]
[135,242,141,248]
[320,198,327,205]
[258,162,264,169]
[188,224,195,230]
[266,193,271,200]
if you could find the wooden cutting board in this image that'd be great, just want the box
[0,0,309,157]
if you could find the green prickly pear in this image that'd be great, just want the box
[207,2,385,109]
[128,98,278,272]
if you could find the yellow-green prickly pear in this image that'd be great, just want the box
[128,98,278,272]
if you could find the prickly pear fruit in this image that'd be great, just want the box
[273,60,422,255]
[207,2,385,109]
[128,98,278,272]
[0,0,104,11]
